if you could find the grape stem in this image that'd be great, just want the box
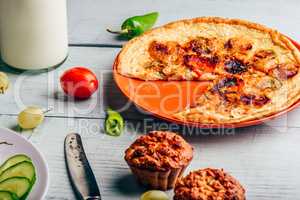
[43,108,53,114]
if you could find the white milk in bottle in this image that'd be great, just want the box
[0,0,68,70]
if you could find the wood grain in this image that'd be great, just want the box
[67,0,300,44]
[0,47,147,120]
[1,115,300,199]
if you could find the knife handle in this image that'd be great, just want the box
[64,133,101,200]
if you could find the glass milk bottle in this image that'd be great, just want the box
[0,0,68,70]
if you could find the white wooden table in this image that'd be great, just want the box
[1,0,300,199]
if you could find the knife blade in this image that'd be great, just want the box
[64,133,101,200]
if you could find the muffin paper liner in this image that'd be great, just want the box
[128,163,190,191]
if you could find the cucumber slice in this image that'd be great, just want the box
[0,178,30,199]
[0,155,31,174]
[0,190,18,200]
[0,161,36,183]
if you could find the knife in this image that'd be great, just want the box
[64,133,101,200]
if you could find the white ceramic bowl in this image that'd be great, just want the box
[0,128,49,199]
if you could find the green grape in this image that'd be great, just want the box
[18,106,44,129]
[0,72,9,94]
[140,190,169,200]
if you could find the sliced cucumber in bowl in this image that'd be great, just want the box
[0,155,31,175]
[0,154,37,199]
[0,190,19,200]
[0,161,36,184]
[0,129,48,199]
[0,177,31,199]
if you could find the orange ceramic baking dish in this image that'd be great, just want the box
[113,39,300,128]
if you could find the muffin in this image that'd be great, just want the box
[124,131,194,190]
[174,168,245,200]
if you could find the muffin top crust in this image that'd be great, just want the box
[124,131,193,171]
[174,168,245,200]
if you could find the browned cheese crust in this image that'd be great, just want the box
[116,17,300,124]
[124,131,193,171]
[174,168,245,200]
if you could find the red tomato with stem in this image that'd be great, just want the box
[60,67,99,99]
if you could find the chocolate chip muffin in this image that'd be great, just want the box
[124,131,194,190]
[174,168,246,200]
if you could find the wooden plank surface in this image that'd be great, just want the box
[1,0,300,199]
[67,0,300,44]
[1,115,300,199]
[0,47,147,120]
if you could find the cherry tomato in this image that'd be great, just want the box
[60,67,98,99]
